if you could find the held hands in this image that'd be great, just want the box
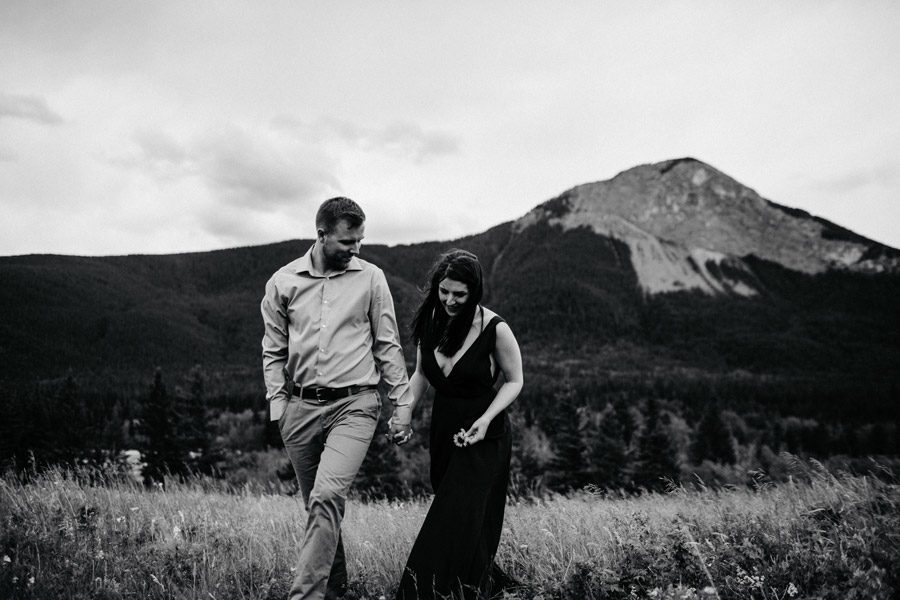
[387,411,414,446]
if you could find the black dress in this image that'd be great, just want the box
[396,315,513,600]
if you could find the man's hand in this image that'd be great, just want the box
[387,411,414,446]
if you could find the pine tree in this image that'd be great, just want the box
[548,385,588,492]
[691,403,736,464]
[141,368,182,484]
[185,365,208,450]
[635,397,680,491]
[57,373,85,464]
[613,395,639,447]
[0,385,32,471]
[101,397,126,450]
[586,403,629,490]
[176,365,213,474]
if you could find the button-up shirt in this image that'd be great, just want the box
[261,246,411,421]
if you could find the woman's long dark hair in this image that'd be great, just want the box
[411,249,484,356]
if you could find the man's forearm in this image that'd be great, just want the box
[262,358,290,402]
[390,369,428,426]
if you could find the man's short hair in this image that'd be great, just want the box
[316,197,366,233]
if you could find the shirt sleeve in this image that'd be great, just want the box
[369,269,412,406]
[261,274,291,416]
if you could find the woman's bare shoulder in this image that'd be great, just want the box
[481,306,500,322]
[482,307,514,333]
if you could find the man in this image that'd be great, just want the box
[261,197,413,600]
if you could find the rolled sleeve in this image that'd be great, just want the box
[261,275,291,420]
[369,270,412,407]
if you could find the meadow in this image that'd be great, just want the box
[1,459,897,599]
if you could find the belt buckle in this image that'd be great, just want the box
[315,388,328,403]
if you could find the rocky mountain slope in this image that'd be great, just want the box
[514,158,899,295]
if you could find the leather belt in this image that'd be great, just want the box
[292,384,377,402]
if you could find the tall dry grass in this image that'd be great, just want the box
[1,459,897,599]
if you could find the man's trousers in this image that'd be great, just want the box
[278,389,381,600]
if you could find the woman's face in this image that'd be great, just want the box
[437,277,470,317]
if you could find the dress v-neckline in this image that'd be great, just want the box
[434,310,491,379]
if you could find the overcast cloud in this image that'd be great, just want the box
[0,93,64,125]
[1,1,899,256]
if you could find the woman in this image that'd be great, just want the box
[393,249,524,600]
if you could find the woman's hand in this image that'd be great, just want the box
[463,417,491,445]
[387,413,414,446]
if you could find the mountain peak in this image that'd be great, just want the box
[514,158,899,295]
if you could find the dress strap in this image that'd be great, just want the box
[484,314,504,332]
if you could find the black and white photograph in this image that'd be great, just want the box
[1,2,899,599]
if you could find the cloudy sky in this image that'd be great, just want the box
[2,1,899,256]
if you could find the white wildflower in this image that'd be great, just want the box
[787,582,798,597]
[736,566,764,588]
[2,555,10,564]
[173,525,183,539]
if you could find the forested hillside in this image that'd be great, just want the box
[2,224,898,495]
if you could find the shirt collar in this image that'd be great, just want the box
[294,245,363,277]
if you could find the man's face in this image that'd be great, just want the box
[319,219,365,272]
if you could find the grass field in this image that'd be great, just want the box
[1,459,898,599]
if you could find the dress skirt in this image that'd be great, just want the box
[395,400,511,600]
